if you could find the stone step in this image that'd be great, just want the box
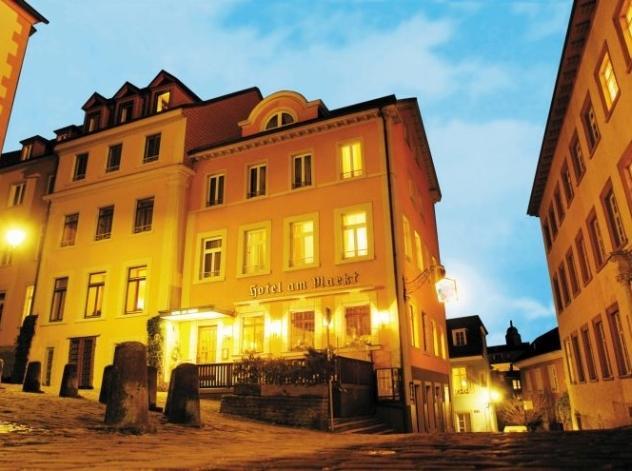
[333,416,394,434]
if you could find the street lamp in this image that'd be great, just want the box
[5,228,26,248]
[404,263,458,304]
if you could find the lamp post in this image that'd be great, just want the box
[325,307,335,432]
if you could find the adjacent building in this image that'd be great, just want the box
[0,0,47,152]
[528,0,632,429]
[487,321,528,399]
[447,315,497,432]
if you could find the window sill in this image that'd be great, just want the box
[283,263,319,273]
[193,276,226,285]
[116,312,147,319]
[75,317,107,323]
[335,255,374,265]
[236,270,271,279]
[41,321,68,327]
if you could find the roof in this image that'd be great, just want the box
[527,0,597,216]
[0,150,54,169]
[516,328,561,362]
[13,0,48,24]
[446,315,488,358]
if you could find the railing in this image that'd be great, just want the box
[198,362,234,389]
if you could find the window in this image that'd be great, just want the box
[571,333,586,383]
[542,220,553,251]
[602,187,627,249]
[432,319,439,356]
[290,311,314,351]
[21,143,32,161]
[616,0,632,60]
[50,277,68,322]
[106,144,122,172]
[22,285,33,319]
[247,163,266,198]
[206,174,224,206]
[608,307,631,376]
[565,248,580,296]
[581,97,600,152]
[547,365,559,392]
[143,134,161,163]
[68,336,96,389]
[0,292,5,326]
[581,326,598,381]
[117,101,134,124]
[414,231,424,270]
[292,153,312,189]
[46,174,55,194]
[61,213,79,247]
[575,230,592,285]
[340,141,363,179]
[85,111,100,132]
[548,205,558,238]
[558,263,571,307]
[452,367,469,394]
[44,347,54,386]
[587,212,607,268]
[95,205,114,240]
[200,235,223,280]
[452,328,467,346]
[512,379,521,391]
[339,207,372,261]
[552,275,562,313]
[569,135,587,182]
[242,315,264,352]
[345,305,371,339]
[593,317,613,379]
[8,182,26,206]
[288,217,316,268]
[409,304,420,348]
[265,111,294,130]
[125,266,147,313]
[155,90,170,112]
[455,412,471,432]
[561,163,574,205]
[563,338,576,384]
[134,197,154,233]
[402,216,412,260]
[84,272,105,318]
[554,186,565,223]
[597,50,619,112]
[73,153,88,181]
[241,225,269,275]
[421,312,428,352]
[534,368,544,390]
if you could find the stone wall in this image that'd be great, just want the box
[221,394,329,430]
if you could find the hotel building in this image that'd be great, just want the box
[528,0,632,429]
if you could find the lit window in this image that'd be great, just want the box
[402,216,412,260]
[242,226,268,275]
[73,153,88,181]
[617,1,632,59]
[582,98,600,152]
[200,236,223,280]
[609,308,632,376]
[125,266,147,313]
[50,277,68,322]
[602,188,627,249]
[21,144,32,161]
[597,51,619,112]
[512,379,521,391]
[155,91,170,112]
[85,111,100,132]
[409,304,420,348]
[84,272,105,318]
[345,305,371,339]
[117,101,134,124]
[292,153,312,189]
[569,135,586,181]
[247,163,266,198]
[143,134,161,163]
[207,174,224,206]
[456,412,471,432]
[264,111,294,130]
[61,213,79,247]
[106,144,122,172]
[22,285,34,319]
[340,141,363,179]
[289,219,315,268]
[452,328,467,346]
[242,315,264,352]
[587,213,607,268]
[8,182,26,207]
[342,211,368,259]
[95,205,114,241]
[414,231,424,270]
[290,311,315,351]
[452,367,469,394]
[134,197,154,233]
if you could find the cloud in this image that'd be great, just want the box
[511,1,570,41]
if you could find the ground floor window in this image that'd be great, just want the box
[345,305,371,340]
[289,311,314,351]
[44,347,54,386]
[242,316,264,353]
[456,412,471,432]
[68,337,96,389]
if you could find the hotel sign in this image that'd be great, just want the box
[249,272,360,298]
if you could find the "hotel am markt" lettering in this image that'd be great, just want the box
[249,272,360,298]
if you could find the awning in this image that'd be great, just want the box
[159,305,234,322]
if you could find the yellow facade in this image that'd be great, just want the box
[529,0,632,429]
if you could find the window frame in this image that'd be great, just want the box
[195,229,227,283]
[338,139,364,180]
[237,221,271,277]
[106,143,122,173]
[206,173,225,207]
[581,94,601,156]
[283,213,319,271]
[561,161,574,206]
[143,133,161,163]
[452,328,467,347]
[614,0,632,67]
[8,182,26,207]
[575,229,593,286]
[49,276,68,322]
[154,89,171,113]
[73,153,88,181]
[600,181,628,250]
[334,203,374,264]
[241,314,265,353]
[569,133,587,184]
[246,162,267,199]
[95,205,114,241]
[116,100,134,124]
[344,304,372,341]
[289,310,315,351]
[565,247,581,297]
[263,110,296,131]
[291,152,313,190]
[84,271,106,319]
[580,325,598,381]
[60,213,79,247]
[124,265,147,314]
[586,209,608,272]
[607,304,632,377]
[592,315,614,380]
[594,44,621,118]
[133,197,154,233]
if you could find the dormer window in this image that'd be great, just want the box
[117,101,134,124]
[452,328,467,346]
[86,112,100,132]
[155,90,170,113]
[21,144,32,161]
[265,111,295,130]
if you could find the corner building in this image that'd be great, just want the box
[528,0,632,429]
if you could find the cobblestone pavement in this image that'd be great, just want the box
[1,384,631,469]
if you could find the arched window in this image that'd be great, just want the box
[265,111,295,130]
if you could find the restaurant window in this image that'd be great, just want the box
[345,305,371,339]
[84,272,105,318]
[587,212,607,268]
[597,49,619,113]
[402,216,412,261]
[8,182,26,207]
[288,217,315,269]
[571,333,586,383]
[575,230,592,285]
[206,174,224,207]
[290,311,315,351]
[292,153,312,189]
[241,225,269,275]
[581,326,598,381]
[561,163,574,205]
[340,141,363,179]
[155,90,170,113]
[117,100,134,124]
[143,134,161,163]
[581,97,600,152]
[247,163,266,198]
[106,144,122,172]
[452,367,469,394]
[608,307,632,376]
[242,315,264,352]
[593,317,613,379]
[50,277,68,322]
[134,197,154,233]
[61,213,79,247]
[569,134,586,182]
[73,153,88,181]
[265,111,294,130]
[95,205,114,240]
[200,235,224,280]
[125,266,147,314]
[565,248,580,296]
[602,186,627,249]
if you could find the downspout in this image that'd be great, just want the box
[380,107,413,432]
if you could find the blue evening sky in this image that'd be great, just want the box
[5,0,571,345]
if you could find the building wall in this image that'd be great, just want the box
[537,0,632,429]
[450,357,497,432]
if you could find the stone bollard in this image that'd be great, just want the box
[165,363,201,426]
[59,364,79,398]
[99,365,114,404]
[22,361,43,393]
[104,342,151,433]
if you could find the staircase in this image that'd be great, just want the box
[333,416,395,434]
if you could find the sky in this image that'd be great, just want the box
[5,0,572,346]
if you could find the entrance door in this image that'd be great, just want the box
[197,326,217,363]
[68,337,96,389]
[414,384,425,432]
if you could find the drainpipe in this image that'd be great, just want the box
[380,106,413,432]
